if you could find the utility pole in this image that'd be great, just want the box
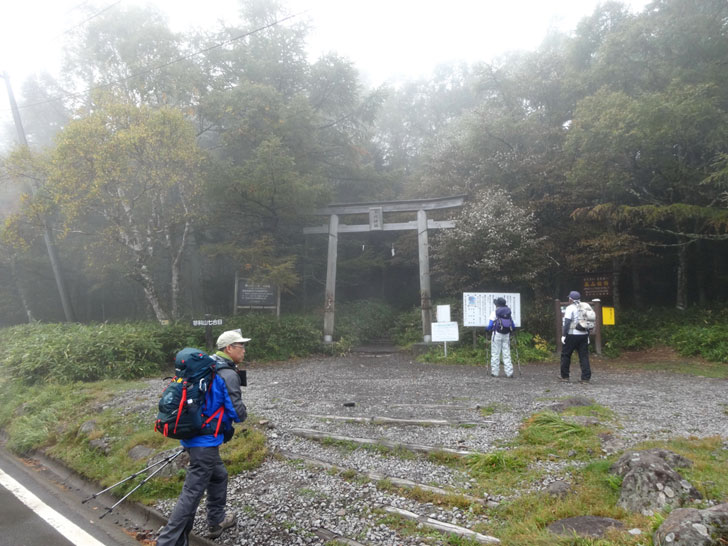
[2,71,76,322]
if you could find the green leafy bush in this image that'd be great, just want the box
[602,307,728,361]
[0,314,326,385]
[670,324,728,362]
[332,299,399,345]
[416,329,551,365]
[0,322,165,385]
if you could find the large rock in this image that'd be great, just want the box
[549,396,594,413]
[548,516,623,538]
[610,449,701,514]
[128,445,155,461]
[146,448,188,478]
[653,504,728,545]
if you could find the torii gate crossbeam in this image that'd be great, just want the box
[304,195,465,344]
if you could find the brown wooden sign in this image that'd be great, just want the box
[583,274,612,299]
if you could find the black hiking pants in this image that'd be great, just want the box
[560,334,591,381]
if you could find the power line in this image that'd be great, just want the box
[51,0,123,42]
[7,11,304,114]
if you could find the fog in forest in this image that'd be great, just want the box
[1,0,726,327]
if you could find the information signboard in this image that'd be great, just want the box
[463,293,521,327]
[431,321,459,342]
[237,279,276,308]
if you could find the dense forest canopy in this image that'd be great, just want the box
[1,0,726,326]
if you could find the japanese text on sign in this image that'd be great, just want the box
[191,318,223,327]
[583,275,612,298]
[463,293,521,327]
[237,279,276,307]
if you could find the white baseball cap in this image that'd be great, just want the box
[216,329,251,349]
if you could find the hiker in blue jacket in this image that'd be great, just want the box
[156,330,249,546]
[486,297,514,378]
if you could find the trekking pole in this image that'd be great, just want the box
[82,449,184,504]
[98,448,185,519]
[485,331,491,373]
[512,332,522,376]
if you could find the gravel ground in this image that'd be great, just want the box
[147,350,728,545]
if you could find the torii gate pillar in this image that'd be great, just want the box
[417,209,432,342]
[323,214,338,343]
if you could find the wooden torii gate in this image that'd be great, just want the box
[303,195,465,344]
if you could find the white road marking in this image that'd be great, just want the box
[0,468,107,546]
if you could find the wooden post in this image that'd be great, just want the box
[591,299,602,355]
[323,214,339,343]
[233,271,239,315]
[417,209,432,343]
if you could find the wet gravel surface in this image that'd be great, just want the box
[150,351,728,545]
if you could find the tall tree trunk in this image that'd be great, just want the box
[696,240,708,307]
[135,263,169,323]
[675,241,689,310]
[611,257,621,311]
[42,219,76,322]
[631,257,643,308]
[10,254,34,322]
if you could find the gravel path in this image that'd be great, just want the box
[150,351,728,545]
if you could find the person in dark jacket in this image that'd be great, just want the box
[156,330,249,546]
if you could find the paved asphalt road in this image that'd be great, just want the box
[0,448,138,546]
[0,482,76,546]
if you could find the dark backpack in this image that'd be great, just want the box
[494,307,514,334]
[154,348,224,439]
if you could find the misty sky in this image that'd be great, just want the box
[1,0,652,88]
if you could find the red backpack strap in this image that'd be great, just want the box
[173,381,188,434]
[203,407,225,437]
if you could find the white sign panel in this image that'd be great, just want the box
[436,305,451,323]
[463,293,522,327]
[431,321,459,342]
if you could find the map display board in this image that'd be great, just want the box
[463,293,521,327]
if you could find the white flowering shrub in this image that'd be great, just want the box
[432,188,547,291]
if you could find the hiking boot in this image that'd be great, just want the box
[558,376,569,382]
[580,379,591,384]
[491,373,498,378]
[505,374,514,378]
[207,513,236,539]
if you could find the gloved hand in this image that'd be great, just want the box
[223,425,235,443]
[561,336,566,345]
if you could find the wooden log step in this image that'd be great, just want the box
[277,449,488,505]
[382,506,500,544]
[288,428,478,457]
[390,403,473,410]
[312,527,366,545]
[308,414,490,426]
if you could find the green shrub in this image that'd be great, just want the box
[0,315,326,385]
[333,299,398,345]
[1,322,165,385]
[416,329,551,365]
[602,307,728,362]
[670,324,728,362]
[391,307,423,347]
